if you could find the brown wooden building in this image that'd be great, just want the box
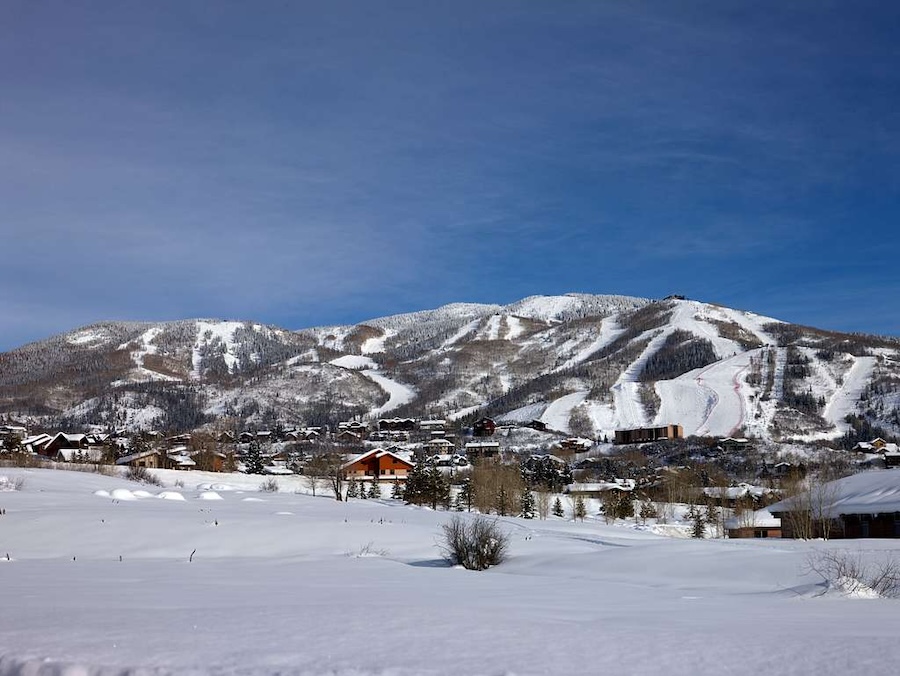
[342,449,414,482]
[768,470,900,539]
[614,424,683,445]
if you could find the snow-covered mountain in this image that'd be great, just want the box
[2,294,898,443]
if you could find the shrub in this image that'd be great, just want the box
[805,550,900,598]
[0,475,25,491]
[439,514,510,571]
[125,466,163,486]
[259,477,280,492]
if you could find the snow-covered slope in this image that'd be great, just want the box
[2,467,900,676]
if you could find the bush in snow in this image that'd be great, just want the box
[125,466,163,486]
[439,515,509,571]
[0,475,25,491]
[258,478,279,493]
[805,550,900,598]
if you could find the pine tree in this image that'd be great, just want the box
[244,440,266,475]
[574,495,587,522]
[453,491,466,511]
[346,478,359,499]
[457,477,473,512]
[368,480,381,499]
[427,466,450,510]
[390,480,405,500]
[359,481,368,499]
[552,497,565,518]
[404,461,430,505]
[520,489,536,519]
[689,504,706,539]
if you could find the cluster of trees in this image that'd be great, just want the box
[521,455,572,492]
[639,330,718,382]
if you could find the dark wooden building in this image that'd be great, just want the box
[614,424,683,445]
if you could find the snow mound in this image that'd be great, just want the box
[93,490,110,499]
[242,497,264,502]
[196,483,238,491]
[157,491,186,501]
[198,491,223,500]
[110,489,138,501]
[132,490,154,499]
[833,576,881,599]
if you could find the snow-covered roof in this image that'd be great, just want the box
[264,465,294,475]
[116,449,161,465]
[55,448,105,462]
[566,480,635,493]
[703,483,772,500]
[22,434,53,447]
[725,509,781,530]
[769,470,900,518]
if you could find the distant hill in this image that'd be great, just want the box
[2,294,898,444]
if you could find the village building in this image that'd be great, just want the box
[472,417,497,437]
[725,509,782,539]
[769,470,900,539]
[614,424,683,445]
[464,440,500,460]
[342,448,415,482]
[35,433,89,458]
[564,479,635,499]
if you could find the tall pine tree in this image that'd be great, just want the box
[520,490,536,519]
[244,440,266,475]
[552,497,565,518]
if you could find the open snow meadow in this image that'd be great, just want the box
[2,468,900,676]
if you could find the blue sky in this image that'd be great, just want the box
[2,1,899,351]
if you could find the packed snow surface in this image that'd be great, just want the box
[329,355,379,370]
[2,468,900,676]
[362,370,416,416]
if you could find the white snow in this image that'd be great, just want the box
[66,329,105,346]
[483,314,502,340]
[823,356,876,431]
[655,350,759,437]
[127,327,180,382]
[504,315,526,340]
[191,321,245,378]
[362,370,416,416]
[329,354,379,370]
[556,318,625,372]
[360,329,393,355]
[439,318,481,349]
[2,468,900,676]
[541,390,589,432]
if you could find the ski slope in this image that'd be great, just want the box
[540,390,589,431]
[655,350,759,437]
[823,356,876,431]
[362,370,416,416]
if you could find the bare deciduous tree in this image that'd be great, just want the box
[536,490,551,520]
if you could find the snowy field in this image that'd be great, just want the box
[2,468,900,676]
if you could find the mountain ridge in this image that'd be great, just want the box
[1,293,898,445]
